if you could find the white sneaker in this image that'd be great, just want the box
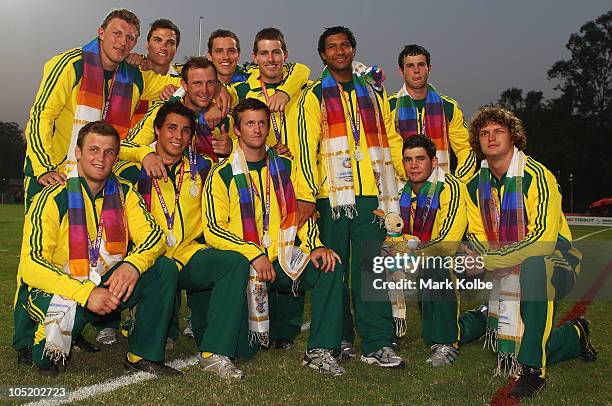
[96,328,117,345]
[426,344,458,367]
[198,353,245,379]
[361,346,405,368]
[303,349,346,377]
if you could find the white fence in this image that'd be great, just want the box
[566,216,612,227]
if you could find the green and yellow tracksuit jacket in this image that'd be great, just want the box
[389,92,476,182]
[465,156,576,270]
[25,48,181,179]
[294,79,405,203]
[202,155,322,262]
[19,177,165,306]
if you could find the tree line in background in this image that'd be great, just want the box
[0,11,609,211]
[497,11,611,212]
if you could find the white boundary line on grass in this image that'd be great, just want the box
[27,322,313,405]
[26,356,199,406]
[574,227,612,241]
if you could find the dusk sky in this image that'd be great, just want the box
[1,0,610,128]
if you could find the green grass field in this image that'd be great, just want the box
[0,204,610,405]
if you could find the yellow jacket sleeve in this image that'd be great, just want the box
[446,100,476,182]
[120,102,161,163]
[381,87,406,181]
[419,175,467,257]
[482,163,560,269]
[277,62,310,99]
[25,50,78,178]
[122,184,167,273]
[20,185,96,306]
[465,185,490,256]
[291,162,323,251]
[139,69,182,101]
[202,167,265,262]
[295,88,321,203]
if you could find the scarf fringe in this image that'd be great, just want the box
[372,214,385,227]
[43,345,67,365]
[291,279,301,297]
[483,327,498,352]
[495,352,520,378]
[394,317,407,338]
[332,205,357,220]
[249,331,269,349]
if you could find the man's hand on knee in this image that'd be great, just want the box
[310,247,341,272]
[104,263,140,302]
[86,287,120,315]
[251,255,276,282]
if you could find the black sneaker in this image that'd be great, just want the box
[508,364,546,398]
[273,339,293,350]
[37,365,59,378]
[72,334,101,353]
[17,345,33,365]
[572,317,597,362]
[124,357,183,376]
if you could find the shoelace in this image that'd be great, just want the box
[380,346,397,358]
[430,344,454,354]
[315,349,341,370]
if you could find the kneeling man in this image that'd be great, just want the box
[203,98,345,377]
[19,121,180,377]
[117,101,250,379]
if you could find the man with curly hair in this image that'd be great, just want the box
[463,106,596,399]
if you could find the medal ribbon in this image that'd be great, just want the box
[260,77,284,144]
[338,84,361,150]
[249,154,272,247]
[101,69,119,121]
[152,162,185,234]
[87,215,104,269]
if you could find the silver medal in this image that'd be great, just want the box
[166,230,177,247]
[89,269,102,286]
[189,181,199,198]
[354,149,364,161]
[262,233,272,249]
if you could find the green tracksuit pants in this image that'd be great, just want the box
[178,248,249,358]
[317,196,395,355]
[236,257,343,356]
[457,251,582,372]
[25,257,177,368]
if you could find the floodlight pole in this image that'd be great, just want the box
[569,173,574,213]
[198,16,204,56]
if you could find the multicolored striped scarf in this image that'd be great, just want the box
[399,166,445,243]
[46,172,127,362]
[479,147,527,377]
[195,111,219,163]
[65,38,134,177]
[231,144,309,346]
[395,83,450,171]
[67,174,128,277]
[321,67,399,219]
